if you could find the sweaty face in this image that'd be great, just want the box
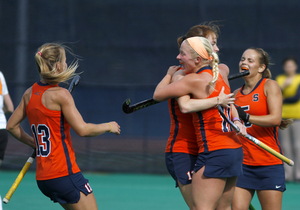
[206,33,219,53]
[239,49,264,76]
[176,41,197,74]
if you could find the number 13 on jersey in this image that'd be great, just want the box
[31,124,51,157]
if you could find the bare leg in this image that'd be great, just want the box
[216,176,238,210]
[192,166,226,210]
[61,192,98,210]
[279,127,293,181]
[178,181,193,208]
[257,190,283,210]
[232,187,254,210]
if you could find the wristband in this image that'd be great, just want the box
[215,96,220,108]
[106,123,113,133]
[233,117,241,122]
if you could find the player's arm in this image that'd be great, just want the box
[3,94,14,114]
[178,86,234,113]
[58,88,120,136]
[153,66,190,101]
[6,88,35,149]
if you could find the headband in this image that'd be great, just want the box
[186,37,213,61]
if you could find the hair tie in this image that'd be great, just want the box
[38,52,42,56]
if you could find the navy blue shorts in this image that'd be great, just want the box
[37,172,93,204]
[194,147,243,178]
[165,152,197,187]
[236,164,286,192]
[0,129,8,160]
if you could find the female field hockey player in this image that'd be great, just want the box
[153,36,246,210]
[6,43,120,210]
[0,71,14,167]
[163,23,235,209]
[232,48,287,210]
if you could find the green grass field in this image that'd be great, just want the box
[0,170,299,209]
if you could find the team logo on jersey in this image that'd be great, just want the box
[252,93,259,102]
[34,91,41,96]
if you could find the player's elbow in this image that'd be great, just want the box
[6,124,13,133]
[273,118,282,127]
[6,121,15,133]
[73,125,90,137]
[153,93,165,102]
[179,103,192,114]
[75,129,89,137]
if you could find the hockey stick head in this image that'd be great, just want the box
[227,71,249,80]
[67,75,81,93]
[122,98,133,114]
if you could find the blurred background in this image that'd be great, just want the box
[1,0,300,174]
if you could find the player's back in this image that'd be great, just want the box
[26,81,80,180]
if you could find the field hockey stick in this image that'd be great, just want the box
[3,75,81,204]
[122,71,250,114]
[217,105,294,166]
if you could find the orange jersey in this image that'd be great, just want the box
[26,82,80,180]
[235,78,283,166]
[192,67,242,153]
[165,98,198,155]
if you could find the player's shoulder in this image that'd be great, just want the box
[218,63,229,72]
[264,78,281,94]
[232,88,241,97]
[218,63,229,79]
[264,78,279,87]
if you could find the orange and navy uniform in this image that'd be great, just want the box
[26,81,80,180]
[192,66,242,153]
[235,78,283,166]
[166,98,198,155]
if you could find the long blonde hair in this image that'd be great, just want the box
[35,43,78,84]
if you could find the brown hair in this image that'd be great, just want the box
[177,22,220,48]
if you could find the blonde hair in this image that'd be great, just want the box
[186,37,219,86]
[35,43,79,84]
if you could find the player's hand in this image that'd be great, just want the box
[107,121,121,135]
[167,66,181,77]
[234,121,247,137]
[218,86,235,108]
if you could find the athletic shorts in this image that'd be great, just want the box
[236,164,286,192]
[0,129,8,160]
[37,172,93,204]
[194,147,243,178]
[165,152,197,187]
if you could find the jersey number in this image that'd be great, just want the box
[219,106,232,132]
[31,124,51,157]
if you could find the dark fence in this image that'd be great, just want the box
[1,0,300,173]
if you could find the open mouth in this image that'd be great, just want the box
[241,66,249,71]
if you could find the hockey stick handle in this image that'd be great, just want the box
[122,71,249,114]
[3,75,81,204]
[217,105,294,166]
[3,155,35,204]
